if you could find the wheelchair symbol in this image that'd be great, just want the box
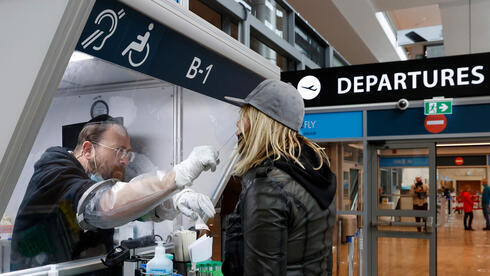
[122,23,153,67]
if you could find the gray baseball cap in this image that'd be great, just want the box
[225,79,305,131]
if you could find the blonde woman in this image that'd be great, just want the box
[223,79,337,275]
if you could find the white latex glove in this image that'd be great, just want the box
[139,198,180,222]
[172,189,216,220]
[173,145,219,188]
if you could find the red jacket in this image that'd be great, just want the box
[462,191,474,212]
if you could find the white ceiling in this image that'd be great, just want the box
[289,0,490,64]
[58,56,152,90]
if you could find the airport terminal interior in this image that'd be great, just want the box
[1,0,490,275]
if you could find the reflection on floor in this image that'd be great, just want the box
[437,213,490,275]
[333,213,490,275]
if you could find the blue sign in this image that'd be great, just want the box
[379,157,429,167]
[299,111,363,139]
[76,0,263,102]
[368,104,490,136]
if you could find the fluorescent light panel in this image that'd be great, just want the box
[437,142,490,147]
[69,51,94,62]
[375,12,407,61]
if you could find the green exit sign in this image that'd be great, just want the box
[424,99,453,115]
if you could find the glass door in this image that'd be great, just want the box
[368,142,437,276]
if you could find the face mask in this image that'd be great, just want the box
[89,173,104,182]
[89,144,104,182]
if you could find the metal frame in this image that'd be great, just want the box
[368,141,437,276]
[0,0,95,219]
[306,95,490,113]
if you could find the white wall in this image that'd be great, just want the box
[402,168,429,189]
[440,0,490,55]
[0,0,68,162]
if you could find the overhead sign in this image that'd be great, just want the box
[368,104,490,136]
[379,157,429,167]
[424,98,453,115]
[299,111,363,139]
[437,156,486,166]
[281,52,490,107]
[424,115,447,133]
[76,0,263,102]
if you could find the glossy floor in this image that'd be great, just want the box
[333,213,490,275]
[436,212,490,275]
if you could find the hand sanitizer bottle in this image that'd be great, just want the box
[146,241,173,275]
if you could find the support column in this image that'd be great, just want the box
[440,0,490,55]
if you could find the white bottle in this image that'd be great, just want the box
[146,241,173,275]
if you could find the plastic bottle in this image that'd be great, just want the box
[146,241,173,275]
[165,253,174,273]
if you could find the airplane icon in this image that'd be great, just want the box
[301,85,318,91]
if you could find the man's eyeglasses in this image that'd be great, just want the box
[92,142,135,162]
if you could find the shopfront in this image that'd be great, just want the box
[283,52,490,276]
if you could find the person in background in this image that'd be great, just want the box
[481,179,490,230]
[10,115,219,271]
[410,176,429,232]
[222,79,337,275]
[462,188,474,231]
[443,186,452,215]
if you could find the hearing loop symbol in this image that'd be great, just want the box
[81,9,126,51]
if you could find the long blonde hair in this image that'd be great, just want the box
[233,105,329,176]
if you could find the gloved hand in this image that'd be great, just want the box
[173,145,219,188]
[172,189,216,220]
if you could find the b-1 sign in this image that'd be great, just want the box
[424,98,453,115]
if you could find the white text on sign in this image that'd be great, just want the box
[186,57,214,84]
[303,120,317,129]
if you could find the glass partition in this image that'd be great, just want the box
[376,148,431,232]
[0,48,240,272]
[321,142,364,212]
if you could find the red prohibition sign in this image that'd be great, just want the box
[424,115,447,134]
[455,157,464,165]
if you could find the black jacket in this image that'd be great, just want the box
[10,147,114,271]
[223,147,337,275]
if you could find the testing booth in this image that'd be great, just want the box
[0,0,279,274]
[282,51,490,276]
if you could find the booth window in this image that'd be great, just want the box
[294,24,325,67]
[190,0,222,30]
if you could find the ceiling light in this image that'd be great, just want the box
[69,51,94,62]
[375,12,408,61]
[437,142,490,147]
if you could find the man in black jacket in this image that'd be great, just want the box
[10,116,219,271]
